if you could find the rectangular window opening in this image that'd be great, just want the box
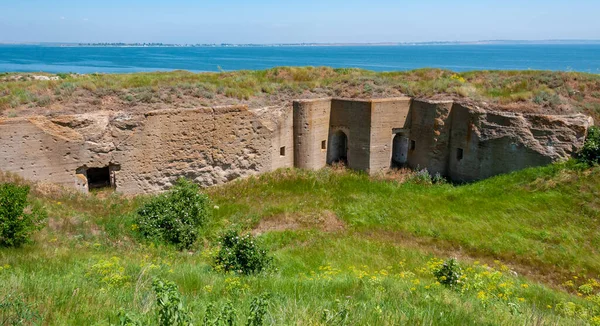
[321,140,327,150]
[280,146,286,156]
[457,148,464,161]
[410,140,416,151]
[87,167,111,189]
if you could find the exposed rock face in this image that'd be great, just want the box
[0,106,293,194]
[0,98,593,194]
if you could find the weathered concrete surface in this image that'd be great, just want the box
[369,98,411,172]
[293,99,331,170]
[0,97,593,195]
[0,106,292,194]
[447,103,592,181]
[293,97,593,181]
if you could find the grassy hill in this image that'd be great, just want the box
[1,68,600,123]
[1,162,599,325]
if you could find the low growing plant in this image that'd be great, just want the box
[135,179,210,249]
[0,183,46,247]
[433,258,463,289]
[153,279,193,326]
[213,230,273,275]
[578,126,600,166]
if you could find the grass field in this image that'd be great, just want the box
[2,68,600,123]
[1,161,600,325]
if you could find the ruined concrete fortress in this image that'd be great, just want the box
[0,97,593,194]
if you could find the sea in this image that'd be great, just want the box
[1,44,600,74]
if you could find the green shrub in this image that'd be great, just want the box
[135,179,210,250]
[213,230,272,275]
[0,183,46,247]
[153,279,193,326]
[578,126,600,166]
[246,294,270,326]
[433,258,463,289]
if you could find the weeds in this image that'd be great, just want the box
[0,295,40,326]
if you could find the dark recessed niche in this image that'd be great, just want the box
[87,167,111,189]
[280,146,286,156]
[457,148,464,161]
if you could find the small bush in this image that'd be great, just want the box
[213,230,272,275]
[578,126,600,166]
[246,294,270,326]
[0,183,46,247]
[433,258,463,289]
[153,279,193,326]
[135,179,210,250]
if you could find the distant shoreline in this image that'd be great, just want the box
[2,40,600,48]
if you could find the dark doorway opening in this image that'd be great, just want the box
[327,130,348,165]
[77,165,119,192]
[87,167,112,189]
[391,133,409,167]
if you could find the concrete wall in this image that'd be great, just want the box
[369,98,411,172]
[269,108,295,171]
[447,103,592,182]
[405,100,454,175]
[0,97,593,195]
[293,99,331,170]
[0,106,279,195]
[116,106,273,194]
[0,116,108,192]
[329,99,372,171]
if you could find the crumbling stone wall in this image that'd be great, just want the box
[0,98,593,195]
[447,103,592,182]
[0,105,291,195]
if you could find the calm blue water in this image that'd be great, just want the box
[1,44,600,73]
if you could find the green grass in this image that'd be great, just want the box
[1,163,600,324]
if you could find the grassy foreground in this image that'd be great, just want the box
[1,163,600,325]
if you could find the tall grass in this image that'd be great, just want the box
[0,163,599,324]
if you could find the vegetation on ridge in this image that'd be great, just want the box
[1,67,600,123]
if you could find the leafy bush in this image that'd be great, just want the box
[213,230,273,275]
[578,126,600,166]
[433,258,463,289]
[135,179,210,249]
[0,183,46,247]
[246,294,270,326]
[153,279,193,326]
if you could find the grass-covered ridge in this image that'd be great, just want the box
[1,67,600,123]
[1,162,600,324]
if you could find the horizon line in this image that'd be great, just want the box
[2,39,600,46]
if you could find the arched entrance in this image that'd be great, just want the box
[391,133,409,167]
[327,130,348,165]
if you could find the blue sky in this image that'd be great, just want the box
[0,0,598,43]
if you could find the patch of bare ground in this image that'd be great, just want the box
[252,210,345,235]
[362,230,582,292]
